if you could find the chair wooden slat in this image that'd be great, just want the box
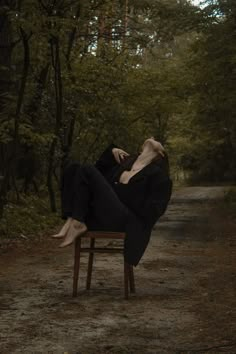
[72,231,135,299]
[80,247,123,253]
[82,231,126,239]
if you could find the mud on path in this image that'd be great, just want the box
[0,187,235,354]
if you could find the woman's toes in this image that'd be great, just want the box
[51,233,65,239]
[59,222,87,248]
[51,218,72,239]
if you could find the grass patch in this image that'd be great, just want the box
[0,193,62,240]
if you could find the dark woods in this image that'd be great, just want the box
[0,0,235,219]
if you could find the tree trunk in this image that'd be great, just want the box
[0,2,13,217]
[47,138,57,212]
[123,0,128,47]
[26,63,50,124]
[13,27,31,157]
[48,36,64,212]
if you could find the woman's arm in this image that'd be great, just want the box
[95,143,129,176]
[112,147,130,163]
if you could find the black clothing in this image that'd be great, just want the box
[61,164,130,231]
[95,144,172,226]
[61,144,172,266]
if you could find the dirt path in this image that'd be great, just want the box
[0,187,235,354]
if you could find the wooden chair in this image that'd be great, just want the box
[73,231,135,299]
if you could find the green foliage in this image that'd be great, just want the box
[177,0,236,181]
[0,0,235,231]
[0,117,55,148]
[0,194,62,239]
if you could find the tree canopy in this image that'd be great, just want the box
[0,0,235,216]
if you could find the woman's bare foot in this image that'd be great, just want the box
[51,217,72,238]
[59,219,87,247]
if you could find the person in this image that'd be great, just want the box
[52,137,172,266]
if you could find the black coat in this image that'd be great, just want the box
[95,144,172,266]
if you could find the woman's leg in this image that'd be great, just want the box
[51,162,80,238]
[60,162,80,220]
[59,164,129,247]
[51,217,72,238]
[81,165,129,231]
[59,218,87,247]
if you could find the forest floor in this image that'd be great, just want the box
[0,186,236,354]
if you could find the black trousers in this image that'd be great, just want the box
[60,163,129,232]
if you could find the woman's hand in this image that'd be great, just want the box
[112,148,130,164]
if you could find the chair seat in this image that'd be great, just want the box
[73,231,135,299]
[82,231,126,239]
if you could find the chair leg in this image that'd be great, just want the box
[73,237,81,297]
[129,265,136,293]
[86,238,95,290]
[124,261,129,299]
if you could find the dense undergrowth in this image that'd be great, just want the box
[0,193,62,240]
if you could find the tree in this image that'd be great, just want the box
[179,0,236,181]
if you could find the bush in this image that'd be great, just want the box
[0,194,62,239]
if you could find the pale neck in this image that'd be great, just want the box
[136,148,157,165]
